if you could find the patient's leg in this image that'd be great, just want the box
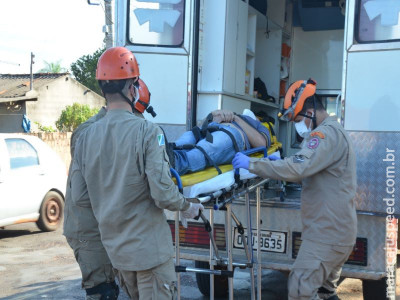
[174,131,197,147]
[173,127,244,175]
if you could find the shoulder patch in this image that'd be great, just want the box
[310,131,325,139]
[307,137,320,149]
[157,134,165,146]
[293,155,305,163]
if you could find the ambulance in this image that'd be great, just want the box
[114,0,400,298]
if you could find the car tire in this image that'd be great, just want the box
[36,191,64,232]
[195,260,228,297]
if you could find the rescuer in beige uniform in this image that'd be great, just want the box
[64,106,119,300]
[233,79,357,300]
[72,47,203,299]
[64,79,153,299]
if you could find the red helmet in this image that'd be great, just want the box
[279,79,317,121]
[135,79,150,113]
[96,47,140,80]
[135,79,157,117]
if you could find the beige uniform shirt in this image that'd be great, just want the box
[63,107,107,240]
[249,117,357,246]
[74,109,190,271]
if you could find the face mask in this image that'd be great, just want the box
[130,84,139,103]
[295,112,313,138]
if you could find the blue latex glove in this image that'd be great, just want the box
[232,152,250,170]
[268,153,281,161]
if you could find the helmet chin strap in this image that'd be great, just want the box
[137,99,157,117]
[118,91,136,113]
[312,96,317,129]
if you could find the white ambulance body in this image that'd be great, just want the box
[115,0,400,298]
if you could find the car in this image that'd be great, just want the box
[0,134,67,231]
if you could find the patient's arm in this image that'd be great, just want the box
[233,115,267,148]
[211,110,235,123]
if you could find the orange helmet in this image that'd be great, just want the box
[135,79,157,117]
[279,79,317,121]
[96,47,140,80]
[135,79,150,113]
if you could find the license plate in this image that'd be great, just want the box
[233,228,287,253]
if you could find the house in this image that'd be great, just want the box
[0,73,105,133]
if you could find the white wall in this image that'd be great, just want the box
[26,76,105,129]
[255,29,282,99]
[345,50,400,132]
[291,28,344,90]
[135,53,189,125]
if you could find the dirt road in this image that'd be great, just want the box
[0,223,367,299]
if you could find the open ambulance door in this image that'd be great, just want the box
[342,0,400,217]
[342,1,400,289]
[115,0,197,139]
[342,0,400,132]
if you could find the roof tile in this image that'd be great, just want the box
[0,73,69,99]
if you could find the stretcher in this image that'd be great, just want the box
[171,144,281,300]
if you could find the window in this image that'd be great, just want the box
[356,0,400,43]
[5,139,39,169]
[128,0,185,47]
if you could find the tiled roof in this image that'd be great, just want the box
[0,73,69,99]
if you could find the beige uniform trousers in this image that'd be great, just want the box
[66,238,115,289]
[288,239,353,300]
[115,258,177,300]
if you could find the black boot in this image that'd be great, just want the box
[86,281,119,300]
[317,287,340,300]
[159,126,176,169]
[166,142,176,169]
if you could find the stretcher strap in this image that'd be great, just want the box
[208,127,240,153]
[196,145,222,175]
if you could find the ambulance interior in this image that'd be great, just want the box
[193,1,350,172]
[218,0,347,158]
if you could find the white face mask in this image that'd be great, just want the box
[132,85,139,102]
[295,112,314,138]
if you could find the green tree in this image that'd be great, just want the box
[70,47,105,96]
[39,60,67,73]
[34,122,56,133]
[56,103,99,132]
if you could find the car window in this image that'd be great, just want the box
[5,138,39,169]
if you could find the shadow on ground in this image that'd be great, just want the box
[1,279,130,300]
[0,229,42,239]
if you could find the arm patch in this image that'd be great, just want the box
[307,137,320,149]
[157,134,165,146]
[310,131,325,139]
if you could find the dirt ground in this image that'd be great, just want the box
[0,222,393,299]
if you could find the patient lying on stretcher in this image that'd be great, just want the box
[168,109,274,176]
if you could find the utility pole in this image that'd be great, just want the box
[30,52,35,91]
[103,0,114,49]
[88,0,113,49]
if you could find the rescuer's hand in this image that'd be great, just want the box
[181,203,204,228]
[232,152,250,170]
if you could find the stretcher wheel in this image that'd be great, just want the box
[195,260,228,297]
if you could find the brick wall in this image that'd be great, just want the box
[27,132,72,169]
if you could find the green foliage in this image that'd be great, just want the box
[56,103,99,132]
[39,60,67,73]
[34,122,56,133]
[70,47,106,96]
